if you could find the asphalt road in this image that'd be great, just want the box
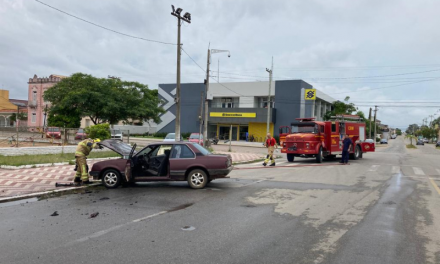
[1,137,440,264]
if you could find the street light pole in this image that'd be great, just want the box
[203,49,230,146]
[266,57,273,134]
[171,5,191,142]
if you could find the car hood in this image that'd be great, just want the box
[98,139,136,157]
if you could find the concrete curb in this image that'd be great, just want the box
[0,182,101,203]
[0,157,119,170]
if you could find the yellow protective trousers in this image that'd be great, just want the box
[75,156,89,181]
[264,146,275,164]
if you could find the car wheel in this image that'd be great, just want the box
[352,145,361,160]
[187,169,208,189]
[316,147,323,163]
[287,154,294,162]
[102,169,121,189]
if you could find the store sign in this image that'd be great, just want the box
[304,88,316,100]
[210,112,256,118]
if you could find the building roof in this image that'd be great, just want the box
[9,99,28,106]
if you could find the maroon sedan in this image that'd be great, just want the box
[91,140,233,189]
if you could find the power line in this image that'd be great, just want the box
[35,0,176,45]
[181,48,205,73]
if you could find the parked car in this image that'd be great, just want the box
[416,139,424,145]
[423,138,429,143]
[380,138,388,144]
[90,140,233,189]
[110,129,123,141]
[75,128,87,140]
[436,141,440,147]
[391,134,397,139]
[365,139,374,143]
[188,133,204,146]
[163,133,175,142]
[46,127,61,139]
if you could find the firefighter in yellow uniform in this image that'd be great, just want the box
[263,133,277,166]
[74,138,101,184]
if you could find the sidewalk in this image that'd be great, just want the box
[0,151,263,200]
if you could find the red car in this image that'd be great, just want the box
[90,140,233,189]
[75,128,87,140]
[46,127,61,139]
[188,133,203,146]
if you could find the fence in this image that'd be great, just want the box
[0,126,131,148]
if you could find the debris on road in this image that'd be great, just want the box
[89,212,99,218]
[99,197,109,200]
[50,211,59,216]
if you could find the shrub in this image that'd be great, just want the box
[152,132,168,138]
[85,123,111,140]
[181,132,191,140]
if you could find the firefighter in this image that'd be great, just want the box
[263,133,277,166]
[74,138,101,184]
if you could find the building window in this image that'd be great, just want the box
[32,113,36,123]
[221,98,234,108]
[258,97,274,108]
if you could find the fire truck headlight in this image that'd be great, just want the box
[306,143,310,148]
[283,143,286,147]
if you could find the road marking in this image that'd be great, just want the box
[392,166,400,174]
[132,211,168,223]
[429,178,440,196]
[412,167,425,175]
[369,165,378,171]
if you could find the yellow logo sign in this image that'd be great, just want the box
[304,89,316,100]
[210,112,256,118]
[348,126,354,131]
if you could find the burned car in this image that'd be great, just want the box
[90,140,233,189]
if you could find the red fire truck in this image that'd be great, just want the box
[280,115,375,163]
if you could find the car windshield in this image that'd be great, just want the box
[189,134,203,139]
[111,129,121,134]
[191,143,211,155]
[77,129,84,133]
[291,124,318,133]
[165,133,175,139]
[48,128,60,132]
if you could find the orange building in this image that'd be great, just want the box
[0,89,28,127]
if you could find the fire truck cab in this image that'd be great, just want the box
[280,115,375,163]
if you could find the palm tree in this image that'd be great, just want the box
[405,134,417,145]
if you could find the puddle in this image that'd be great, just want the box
[0,197,38,208]
[181,226,196,231]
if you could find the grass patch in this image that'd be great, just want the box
[406,144,417,149]
[0,151,120,166]
[436,146,440,150]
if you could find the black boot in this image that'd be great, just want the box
[270,163,275,166]
[82,180,92,185]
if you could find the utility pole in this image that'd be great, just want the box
[198,91,204,145]
[42,104,48,138]
[429,115,434,127]
[266,57,273,134]
[202,48,230,146]
[203,47,211,146]
[368,107,372,139]
[373,106,378,144]
[171,5,191,142]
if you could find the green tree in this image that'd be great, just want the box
[85,123,111,140]
[323,96,358,120]
[9,112,27,122]
[405,134,417,145]
[405,124,419,135]
[396,128,402,135]
[47,109,81,128]
[43,73,164,126]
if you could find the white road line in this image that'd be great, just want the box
[392,166,400,174]
[70,210,168,245]
[369,165,379,171]
[412,167,425,175]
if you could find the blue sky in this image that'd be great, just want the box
[1,0,440,129]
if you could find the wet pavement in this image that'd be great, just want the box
[1,137,440,264]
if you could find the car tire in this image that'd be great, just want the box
[287,154,294,162]
[316,147,323,163]
[187,169,208,189]
[351,145,361,160]
[102,169,121,189]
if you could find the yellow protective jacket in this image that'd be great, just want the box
[75,139,95,157]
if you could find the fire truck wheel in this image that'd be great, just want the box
[287,154,294,162]
[350,145,361,160]
[316,147,323,163]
